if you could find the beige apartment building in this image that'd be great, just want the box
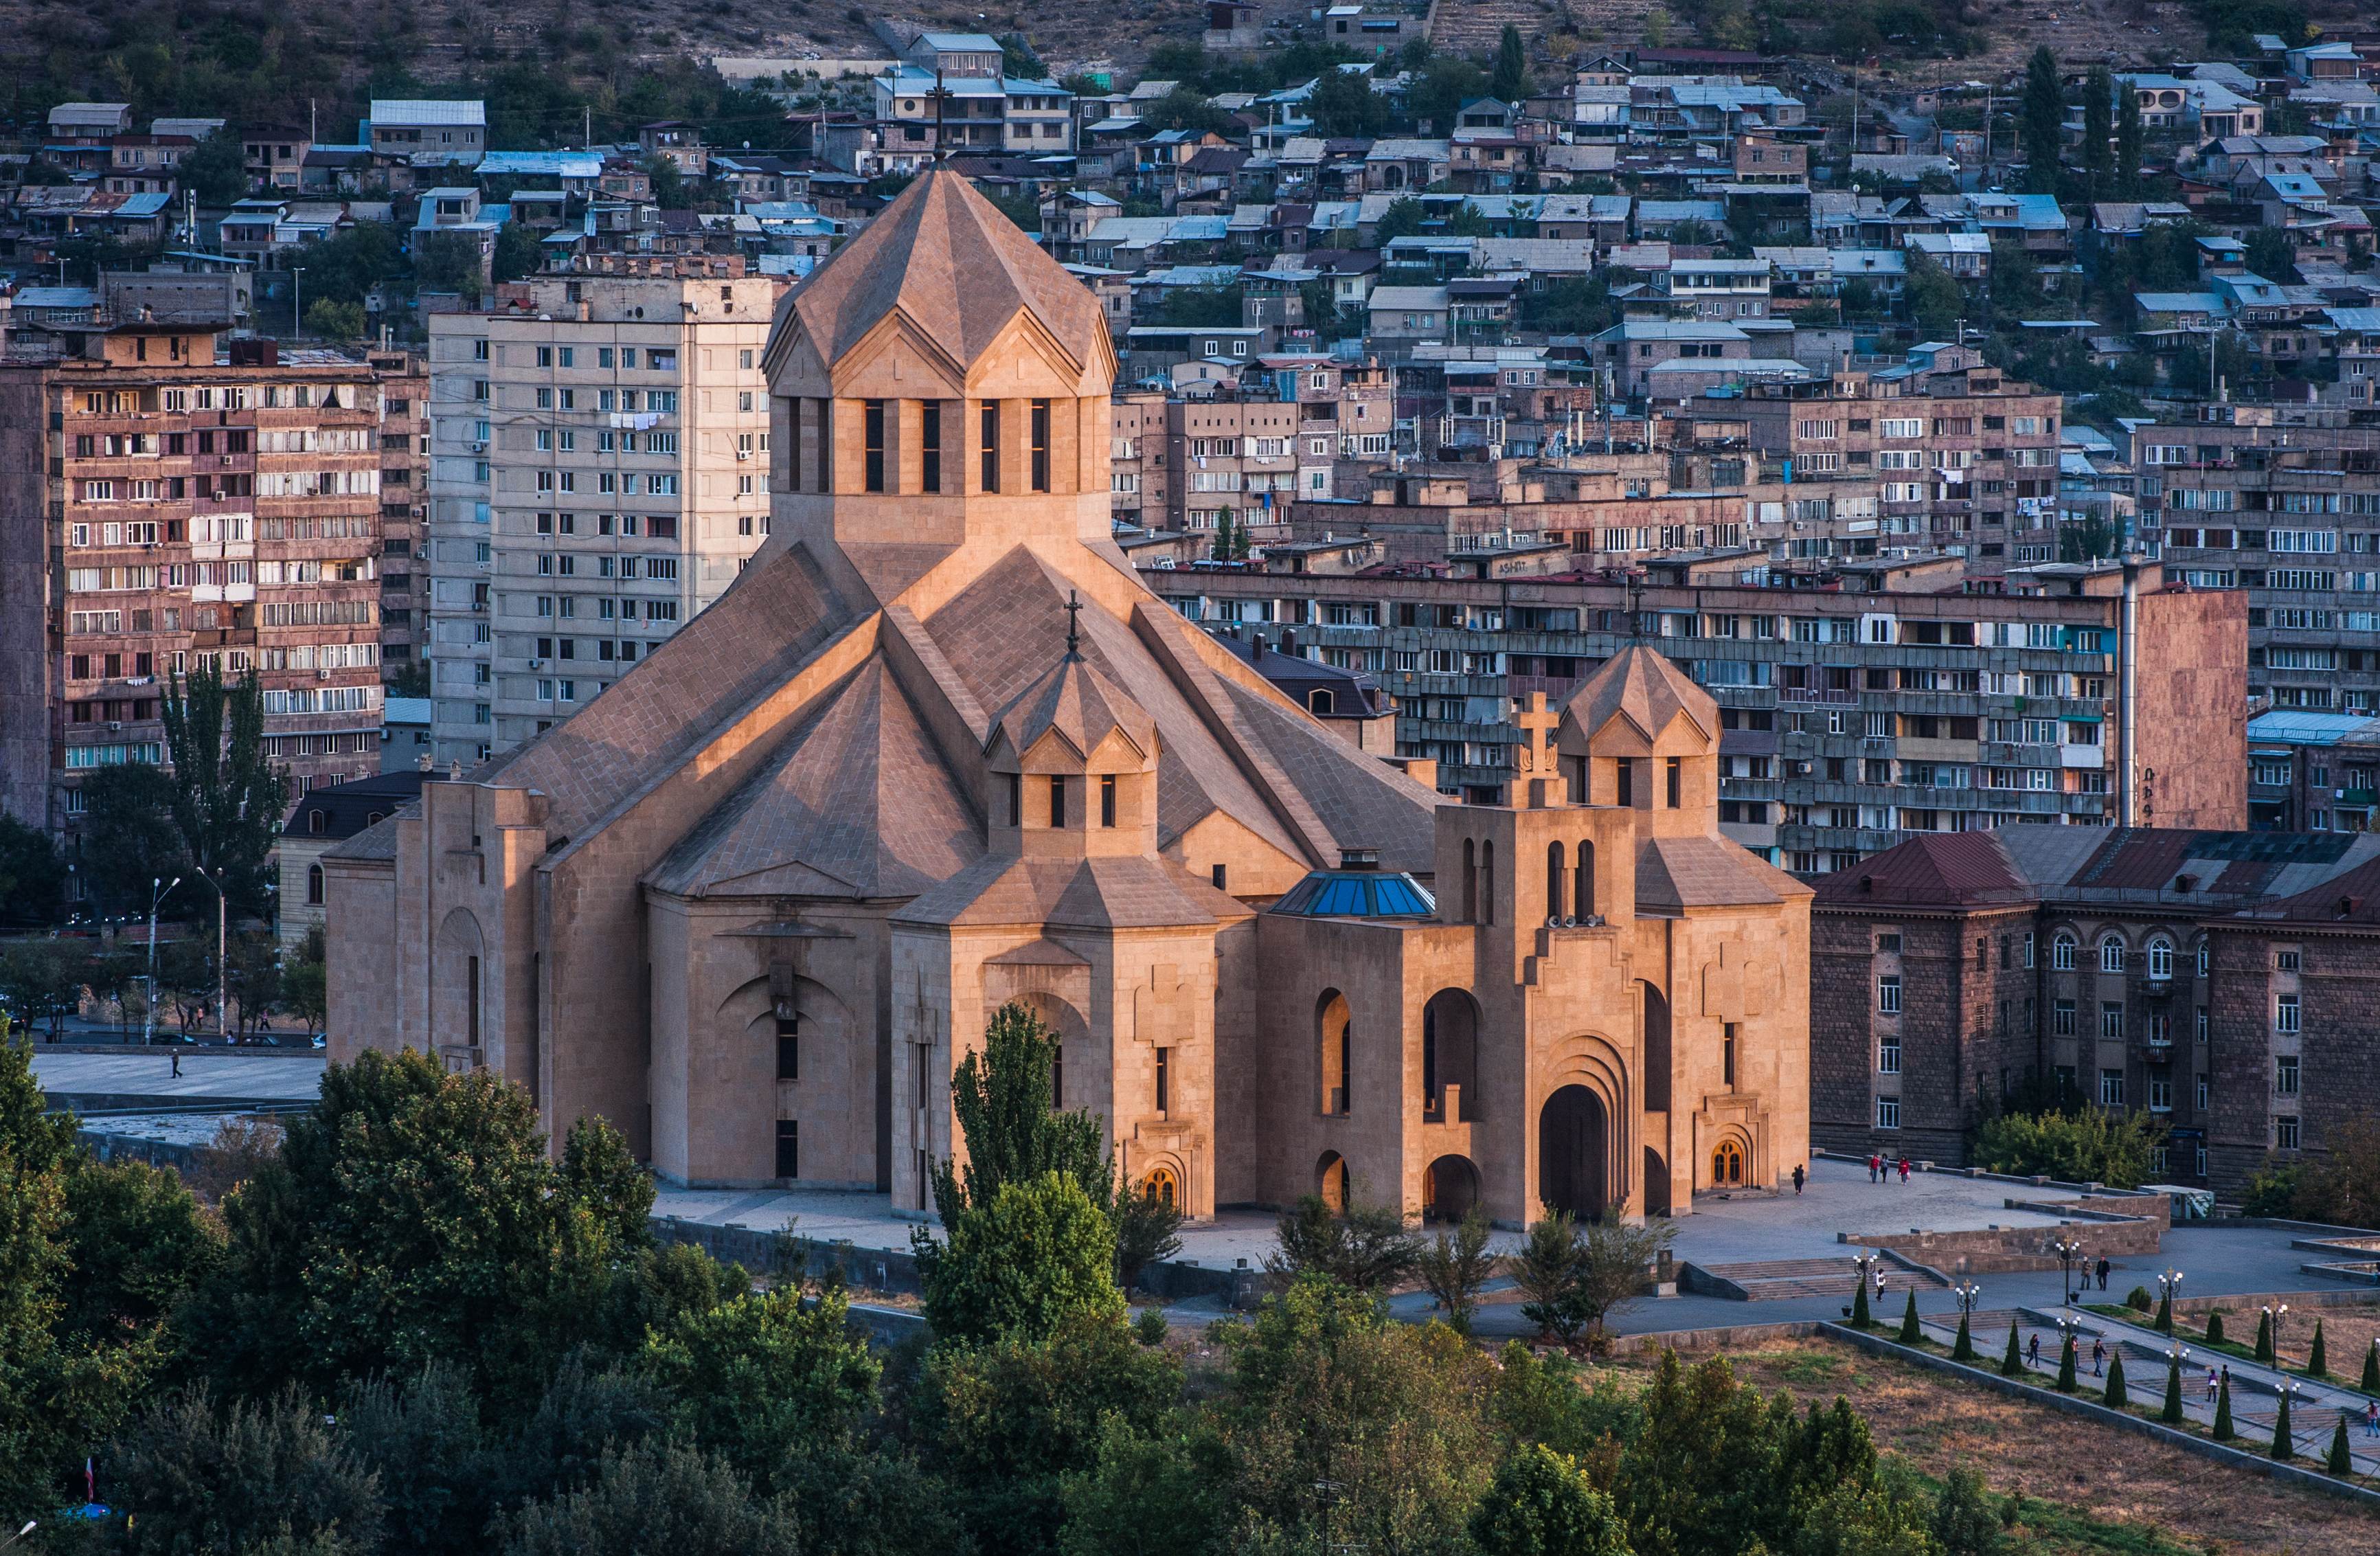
[422,273,784,764]
[1107,356,1401,534]
[1730,346,2063,576]
[0,327,390,835]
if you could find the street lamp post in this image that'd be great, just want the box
[1953,1278,1984,1324]
[144,875,182,1046]
[190,863,229,1044]
[2053,1235,2086,1306]
[2264,1301,2290,1366]
[2157,1266,2184,1331]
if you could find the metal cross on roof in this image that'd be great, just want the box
[1063,590,1083,659]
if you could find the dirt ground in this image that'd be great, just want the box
[1607,1338,2380,1556]
[2184,1298,2380,1380]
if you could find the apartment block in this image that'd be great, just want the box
[1146,557,2243,867]
[1109,356,1400,533]
[422,273,781,764]
[369,348,431,680]
[2138,406,2380,716]
[1728,345,2065,575]
[0,327,392,835]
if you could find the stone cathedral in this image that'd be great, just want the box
[325,171,1813,1224]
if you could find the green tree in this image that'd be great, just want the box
[1493,25,1530,102]
[2362,1338,2379,1392]
[2271,1382,2294,1458]
[2056,1333,2078,1391]
[921,1311,1183,1556]
[2214,1371,2235,1439]
[1056,1412,1227,1556]
[2255,1308,2275,1362]
[0,813,65,927]
[1309,65,1387,138]
[161,661,285,918]
[0,942,86,1041]
[2082,67,2113,201]
[226,928,282,1038]
[56,1155,223,1345]
[1372,194,1429,245]
[1217,1274,1499,1555]
[921,1171,1124,1346]
[2103,1349,2127,1408]
[181,127,249,204]
[1407,56,1489,132]
[1269,1192,1422,1296]
[1930,1465,2000,1556]
[2162,1353,2184,1423]
[198,1048,651,1409]
[1897,1288,1921,1342]
[283,930,328,1040]
[2327,1412,2353,1476]
[1416,1205,1499,1333]
[1904,249,1965,341]
[2307,1317,2327,1377]
[76,762,189,918]
[414,229,488,302]
[1512,1211,1587,1344]
[637,1282,880,1488]
[100,1384,386,1556]
[1471,1443,1629,1556]
[304,221,408,308]
[2246,225,2299,284]
[304,297,367,339]
[497,1439,803,1556]
[1952,1309,1975,1362]
[2020,47,2065,196]
[1972,1107,2164,1188]
[2116,89,2143,197]
[337,1362,492,1556]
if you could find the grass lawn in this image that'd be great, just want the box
[1605,1337,2380,1555]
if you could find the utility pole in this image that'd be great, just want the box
[192,864,228,1043]
[144,876,179,1046]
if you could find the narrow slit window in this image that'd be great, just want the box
[1049,775,1068,828]
[922,401,942,493]
[1101,773,1117,826]
[863,399,885,492]
[1030,398,1051,492]
[979,401,999,492]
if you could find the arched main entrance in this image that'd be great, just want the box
[1538,1085,1608,1218]
[1140,1165,1179,1208]
[1422,1154,1480,1222]
[1712,1139,1745,1186]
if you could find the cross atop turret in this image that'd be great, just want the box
[1512,692,1563,808]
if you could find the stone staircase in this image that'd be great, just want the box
[1685,1256,1949,1301]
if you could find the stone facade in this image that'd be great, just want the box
[326,172,1814,1224]
[1813,827,2380,1198]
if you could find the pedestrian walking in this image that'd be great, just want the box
[2028,1333,2041,1368]
[2091,1337,2105,1377]
[2096,1256,2110,1292]
[1793,1163,1805,1195]
[2365,1399,2378,1440]
[169,1050,181,1079]
[1868,1153,1880,1184]
[1897,1157,1911,1184]
[2205,1367,2219,1403]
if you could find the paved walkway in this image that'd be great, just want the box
[32,1050,326,1103]
[1924,1303,2380,1474]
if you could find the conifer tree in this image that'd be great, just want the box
[2002,1322,2024,1377]
[2103,1351,2127,1408]
[1898,1289,1920,1343]
[2327,1413,2353,1476]
[2056,1333,2078,1392]
[2272,1386,2294,1460]
[2214,1373,2235,1440]
[2308,1318,2328,1377]
[1850,1278,1871,1329]
[2020,47,2065,196]
[2255,1309,2275,1363]
[2162,1353,2184,1424]
[2206,1309,2226,1345]
[2361,1338,2379,1392]
[1952,1310,1975,1363]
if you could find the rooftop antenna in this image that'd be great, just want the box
[1063,590,1083,658]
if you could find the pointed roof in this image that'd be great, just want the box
[1563,646,1714,745]
[783,168,1110,374]
[993,649,1158,763]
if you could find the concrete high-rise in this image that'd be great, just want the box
[422,272,784,764]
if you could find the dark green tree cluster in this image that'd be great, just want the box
[12,1001,2031,1554]
[1971,1107,2165,1188]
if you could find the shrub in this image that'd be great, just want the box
[2124,1285,2153,1311]
[1972,1108,2164,1188]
